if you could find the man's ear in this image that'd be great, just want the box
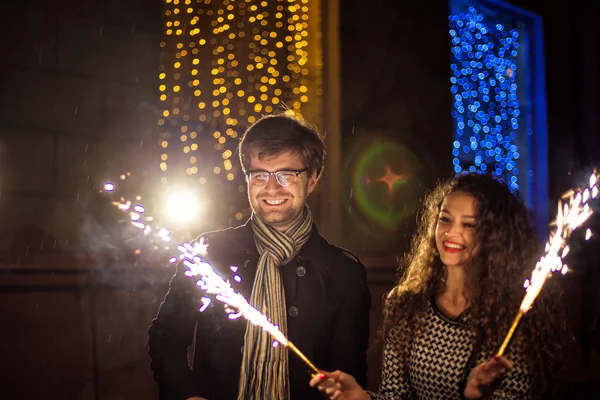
[307,170,317,195]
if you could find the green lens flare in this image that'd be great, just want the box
[345,138,428,237]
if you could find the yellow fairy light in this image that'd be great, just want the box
[159,0,323,218]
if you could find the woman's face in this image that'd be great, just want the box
[435,191,480,268]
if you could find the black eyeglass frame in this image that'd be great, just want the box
[245,168,308,187]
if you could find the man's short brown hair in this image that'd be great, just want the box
[238,113,326,179]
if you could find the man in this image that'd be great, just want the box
[148,114,370,400]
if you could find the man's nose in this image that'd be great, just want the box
[265,174,281,190]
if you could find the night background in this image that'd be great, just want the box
[0,0,598,398]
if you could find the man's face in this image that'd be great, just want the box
[247,150,317,232]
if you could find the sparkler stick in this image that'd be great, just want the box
[287,342,320,375]
[496,171,598,357]
[496,311,523,357]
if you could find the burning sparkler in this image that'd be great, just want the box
[496,171,598,356]
[178,240,320,376]
[102,180,320,376]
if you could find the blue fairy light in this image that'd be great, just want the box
[450,6,521,191]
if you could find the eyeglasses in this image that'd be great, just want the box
[246,168,308,187]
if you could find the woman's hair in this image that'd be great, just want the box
[384,172,566,396]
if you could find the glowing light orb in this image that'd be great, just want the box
[166,191,200,223]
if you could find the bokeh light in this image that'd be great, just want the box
[166,191,201,223]
[449,6,522,191]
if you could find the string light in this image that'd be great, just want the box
[159,0,322,222]
[449,6,521,191]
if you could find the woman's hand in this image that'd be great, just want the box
[309,370,371,400]
[464,355,514,399]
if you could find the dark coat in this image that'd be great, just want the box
[148,221,371,400]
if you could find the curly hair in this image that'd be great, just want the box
[383,173,567,397]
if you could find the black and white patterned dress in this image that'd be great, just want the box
[369,300,531,399]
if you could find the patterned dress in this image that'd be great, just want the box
[369,300,531,399]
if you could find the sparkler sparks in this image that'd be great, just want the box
[178,241,289,346]
[175,235,319,374]
[497,171,599,357]
[102,182,173,254]
[518,172,596,314]
[102,179,320,375]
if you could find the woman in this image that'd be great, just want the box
[311,173,566,399]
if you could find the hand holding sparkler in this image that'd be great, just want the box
[464,356,514,399]
[309,370,369,400]
[496,171,598,357]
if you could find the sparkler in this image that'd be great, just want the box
[496,171,598,357]
[178,241,320,376]
[101,181,174,255]
[102,180,320,376]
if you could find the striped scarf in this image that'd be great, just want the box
[238,206,313,400]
